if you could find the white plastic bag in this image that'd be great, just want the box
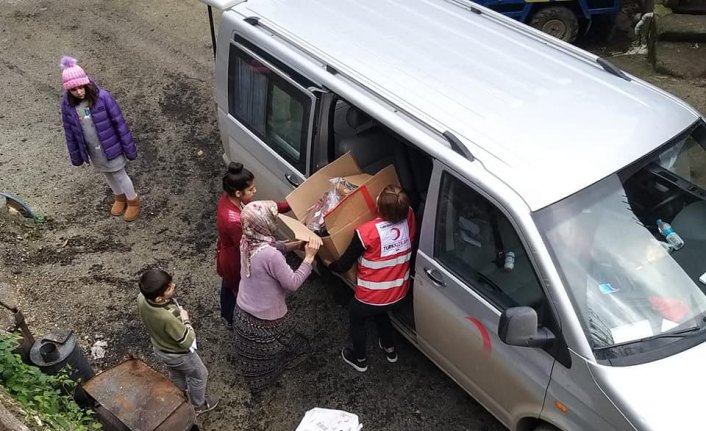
[295,407,363,431]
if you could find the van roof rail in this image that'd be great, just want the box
[596,57,631,82]
[244,16,259,25]
[447,0,482,14]
[443,131,475,162]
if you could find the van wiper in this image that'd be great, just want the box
[593,323,706,351]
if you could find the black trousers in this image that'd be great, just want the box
[349,298,396,360]
[220,279,237,325]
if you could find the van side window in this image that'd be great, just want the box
[434,173,544,311]
[228,45,311,172]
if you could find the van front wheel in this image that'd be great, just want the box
[529,6,579,43]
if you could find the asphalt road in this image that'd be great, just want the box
[0,1,505,430]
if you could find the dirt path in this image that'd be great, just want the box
[0,1,704,431]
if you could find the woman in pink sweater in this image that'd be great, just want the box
[233,201,321,393]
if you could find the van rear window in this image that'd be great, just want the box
[227,44,311,172]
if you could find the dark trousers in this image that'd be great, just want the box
[349,298,396,360]
[220,279,237,325]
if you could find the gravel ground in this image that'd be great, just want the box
[0,1,704,431]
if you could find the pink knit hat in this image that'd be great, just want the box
[60,56,90,91]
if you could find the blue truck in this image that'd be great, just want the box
[475,0,621,42]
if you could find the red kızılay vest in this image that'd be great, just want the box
[355,209,416,306]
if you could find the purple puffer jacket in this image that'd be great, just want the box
[60,86,137,166]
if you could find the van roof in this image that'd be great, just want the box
[227,0,700,210]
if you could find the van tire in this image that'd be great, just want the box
[529,6,579,43]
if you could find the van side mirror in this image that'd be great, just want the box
[498,306,555,348]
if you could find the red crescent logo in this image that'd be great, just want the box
[391,227,401,240]
[465,317,492,354]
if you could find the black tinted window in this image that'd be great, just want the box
[434,172,544,310]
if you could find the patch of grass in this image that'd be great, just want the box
[0,332,102,430]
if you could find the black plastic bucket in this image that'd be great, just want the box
[29,331,94,382]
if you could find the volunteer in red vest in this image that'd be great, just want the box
[327,185,416,372]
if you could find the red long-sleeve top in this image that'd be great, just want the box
[216,193,290,290]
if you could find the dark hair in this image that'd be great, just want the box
[138,269,173,300]
[223,162,254,196]
[377,185,410,223]
[66,82,98,107]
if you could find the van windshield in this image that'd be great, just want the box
[535,121,706,361]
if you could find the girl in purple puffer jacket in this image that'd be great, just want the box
[59,56,140,221]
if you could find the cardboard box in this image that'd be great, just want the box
[279,152,400,282]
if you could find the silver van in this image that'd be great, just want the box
[200,0,706,429]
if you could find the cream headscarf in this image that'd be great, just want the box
[239,201,279,278]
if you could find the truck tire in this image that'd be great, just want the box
[529,6,580,43]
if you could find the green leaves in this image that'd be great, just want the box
[0,332,102,430]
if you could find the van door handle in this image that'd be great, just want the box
[424,268,446,287]
[285,173,300,187]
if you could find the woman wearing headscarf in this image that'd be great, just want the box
[233,201,321,393]
[216,162,290,326]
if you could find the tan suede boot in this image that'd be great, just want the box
[124,196,140,222]
[111,194,127,216]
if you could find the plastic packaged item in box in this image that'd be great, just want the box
[303,177,358,233]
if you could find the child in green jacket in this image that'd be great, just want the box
[137,268,218,415]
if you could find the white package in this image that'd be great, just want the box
[295,407,363,431]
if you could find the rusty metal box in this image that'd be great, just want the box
[82,358,196,431]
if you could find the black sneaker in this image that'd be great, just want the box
[341,348,368,372]
[194,398,219,416]
[378,339,398,363]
